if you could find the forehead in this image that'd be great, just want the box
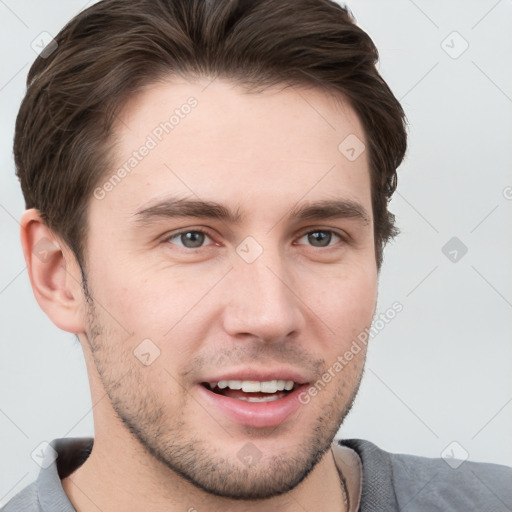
[91,78,371,224]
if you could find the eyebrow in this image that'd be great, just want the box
[134,197,242,225]
[288,199,371,226]
[133,196,370,226]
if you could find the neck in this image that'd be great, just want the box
[62,425,349,512]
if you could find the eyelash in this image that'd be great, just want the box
[164,228,346,250]
[295,229,345,248]
[165,229,217,249]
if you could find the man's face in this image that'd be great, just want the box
[80,78,377,499]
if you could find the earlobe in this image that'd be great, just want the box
[20,209,86,334]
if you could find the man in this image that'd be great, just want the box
[3,0,511,510]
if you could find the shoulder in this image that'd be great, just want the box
[1,482,41,512]
[338,439,512,511]
[1,437,93,512]
[389,450,512,511]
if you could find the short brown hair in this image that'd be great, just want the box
[15,0,407,272]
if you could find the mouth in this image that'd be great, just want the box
[197,377,309,428]
[201,379,299,403]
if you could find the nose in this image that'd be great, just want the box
[221,252,305,343]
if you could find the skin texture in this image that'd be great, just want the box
[22,78,377,512]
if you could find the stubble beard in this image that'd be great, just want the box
[83,294,364,500]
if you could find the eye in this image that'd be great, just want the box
[167,230,212,249]
[296,230,342,248]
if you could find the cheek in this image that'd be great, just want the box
[299,263,377,339]
[85,251,178,323]
[85,260,228,362]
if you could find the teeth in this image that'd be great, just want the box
[226,380,242,390]
[260,380,278,393]
[209,379,295,393]
[242,381,262,392]
[237,393,286,402]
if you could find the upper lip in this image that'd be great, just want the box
[199,368,311,385]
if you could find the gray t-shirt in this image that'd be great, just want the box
[2,437,511,511]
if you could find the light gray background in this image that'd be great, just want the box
[1,0,511,505]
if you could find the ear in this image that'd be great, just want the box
[20,209,86,334]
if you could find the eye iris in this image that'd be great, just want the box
[308,231,331,247]
[181,231,205,248]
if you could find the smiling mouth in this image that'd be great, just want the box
[201,380,299,403]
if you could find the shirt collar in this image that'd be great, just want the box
[35,437,397,512]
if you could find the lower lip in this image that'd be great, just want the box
[197,384,308,428]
